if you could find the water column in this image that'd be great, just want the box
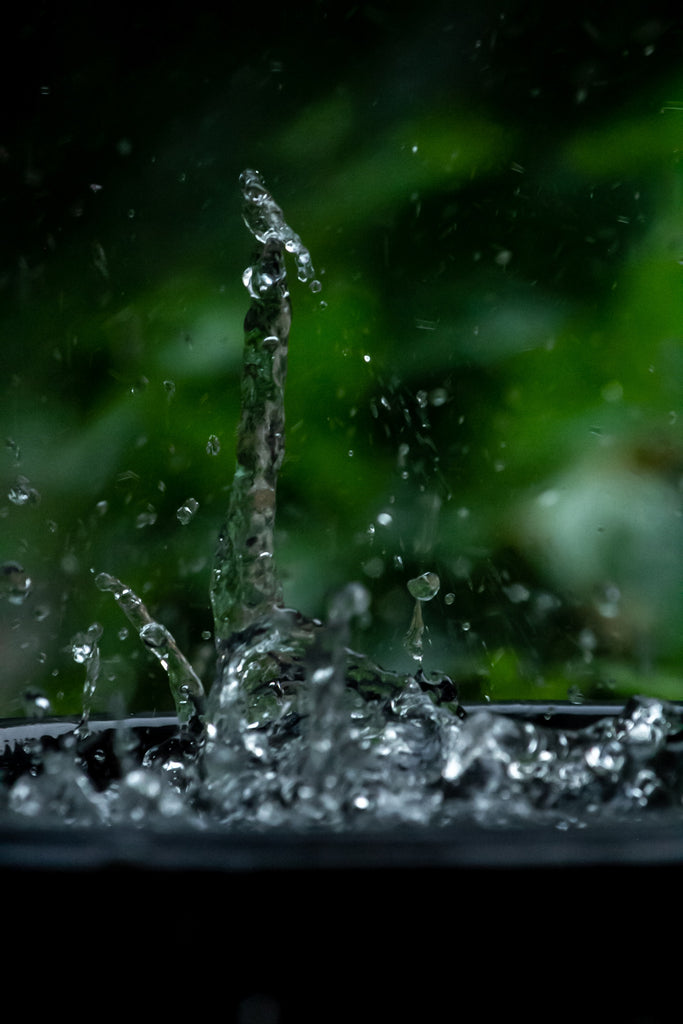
[210,170,320,647]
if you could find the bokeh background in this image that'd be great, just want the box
[1,1,681,716]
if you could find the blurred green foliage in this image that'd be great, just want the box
[0,2,681,715]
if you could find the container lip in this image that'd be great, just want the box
[2,812,683,875]
[0,700,632,735]
[0,711,179,748]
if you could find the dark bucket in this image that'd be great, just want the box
[2,704,681,1019]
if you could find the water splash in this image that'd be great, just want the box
[404,571,440,662]
[2,171,682,836]
[240,169,320,291]
[94,571,206,724]
[71,621,103,736]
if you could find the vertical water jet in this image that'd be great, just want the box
[209,171,320,710]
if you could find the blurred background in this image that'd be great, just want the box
[0,1,681,716]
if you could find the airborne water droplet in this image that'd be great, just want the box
[407,572,440,601]
[177,498,199,525]
[135,505,157,528]
[8,476,40,506]
[1,561,31,604]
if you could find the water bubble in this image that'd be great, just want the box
[177,498,199,525]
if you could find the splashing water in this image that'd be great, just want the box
[240,169,320,292]
[404,571,440,662]
[2,171,682,834]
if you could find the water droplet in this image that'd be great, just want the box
[140,621,171,658]
[177,498,199,525]
[595,582,621,619]
[327,582,371,626]
[601,379,623,403]
[22,689,52,718]
[135,505,157,528]
[1,561,31,604]
[206,434,221,456]
[242,261,287,299]
[8,476,40,506]
[503,583,530,604]
[429,388,448,406]
[407,572,440,601]
[5,437,21,463]
[71,623,103,664]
